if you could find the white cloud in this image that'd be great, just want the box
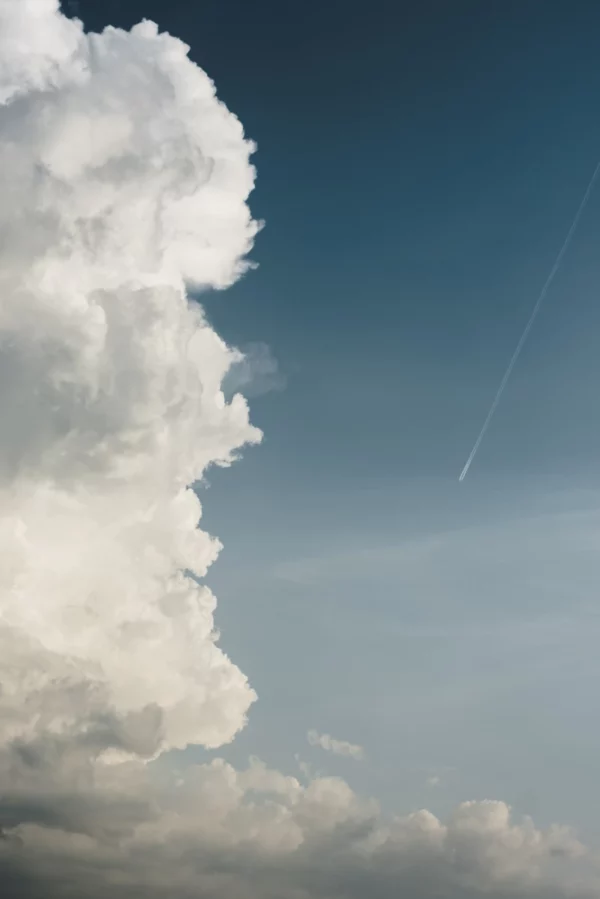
[0,4,597,899]
[307,730,365,761]
[0,0,260,759]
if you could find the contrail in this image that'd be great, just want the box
[459,157,600,482]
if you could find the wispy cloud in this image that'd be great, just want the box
[307,729,365,761]
[223,341,287,399]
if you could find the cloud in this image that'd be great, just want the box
[0,0,261,760]
[222,342,286,399]
[423,767,456,789]
[0,4,597,899]
[271,504,600,630]
[0,747,594,899]
[307,730,365,761]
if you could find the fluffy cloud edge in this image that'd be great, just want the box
[0,750,596,899]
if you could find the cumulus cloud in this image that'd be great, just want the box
[0,0,261,760]
[0,3,597,899]
[0,748,594,899]
[307,730,365,761]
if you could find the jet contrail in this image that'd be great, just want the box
[459,157,600,482]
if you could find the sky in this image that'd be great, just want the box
[2,1,600,897]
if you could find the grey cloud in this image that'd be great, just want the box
[0,749,595,899]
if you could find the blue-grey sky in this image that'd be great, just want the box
[84,0,600,840]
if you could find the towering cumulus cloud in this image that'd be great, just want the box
[0,0,260,759]
[0,3,597,898]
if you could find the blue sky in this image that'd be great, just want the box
[84,0,600,839]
